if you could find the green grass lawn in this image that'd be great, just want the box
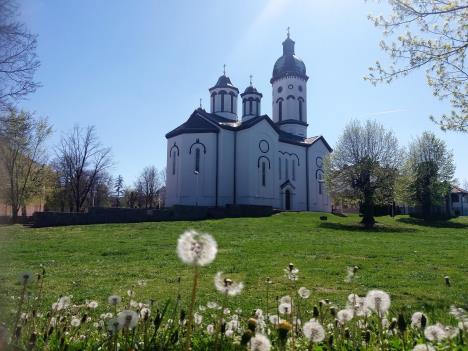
[0,212,467,322]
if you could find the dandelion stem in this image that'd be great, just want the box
[184,265,199,351]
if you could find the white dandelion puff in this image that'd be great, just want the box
[194,312,203,325]
[411,312,428,328]
[87,300,98,309]
[176,230,217,266]
[249,333,271,351]
[303,320,326,342]
[278,303,292,315]
[117,310,139,329]
[269,315,280,325]
[214,272,244,296]
[284,263,299,281]
[279,296,291,304]
[108,295,121,306]
[298,287,311,299]
[206,324,215,334]
[140,307,151,319]
[53,296,71,311]
[71,318,81,327]
[225,329,234,337]
[207,301,219,309]
[412,344,436,351]
[255,309,263,318]
[337,309,354,324]
[365,290,391,316]
[424,323,447,342]
[107,318,123,333]
[449,305,467,320]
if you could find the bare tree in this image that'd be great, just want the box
[0,0,41,111]
[0,108,52,221]
[113,174,124,207]
[54,125,112,212]
[366,0,467,132]
[325,120,402,228]
[135,166,161,208]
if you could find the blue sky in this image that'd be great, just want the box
[19,0,467,187]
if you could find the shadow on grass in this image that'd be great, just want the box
[319,222,418,233]
[397,217,468,229]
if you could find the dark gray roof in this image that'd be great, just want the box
[209,75,239,92]
[271,35,308,83]
[241,85,262,97]
[166,109,332,151]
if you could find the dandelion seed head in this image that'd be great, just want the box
[298,287,311,299]
[269,315,279,324]
[214,272,244,296]
[337,309,354,324]
[249,333,271,351]
[107,318,122,333]
[412,344,435,351]
[107,295,121,306]
[71,318,81,327]
[207,301,219,309]
[303,320,326,342]
[255,309,263,318]
[279,296,291,304]
[278,303,292,315]
[194,312,203,325]
[225,329,234,337]
[365,290,391,315]
[117,310,139,329]
[411,312,428,328]
[206,324,215,334]
[424,323,447,342]
[176,230,217,266]
[87,301,98,309]
[139,307,151,319]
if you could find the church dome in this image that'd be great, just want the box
[210,74,239,92]
[271,34,308,83]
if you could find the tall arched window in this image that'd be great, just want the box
[262,162,266,186]
[211,93,216,112]
[221,92,225,112]
[172,150,176,175]
[279,158,282,179]
[195,148,200,172]
[279,100,283,121]
[285,159,289,178]
[299,99,303,121]
[256,100,259,116]
[230,94,234,113]
[242,101,246,116]
[249,100,253,115]
[292,160,296,180]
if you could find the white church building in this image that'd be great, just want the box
[165,33,332,211]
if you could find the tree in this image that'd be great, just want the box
[404,131,455,219]
[54,125,112,212]
[135,166,161,208]
[113,174,124,207]
[325,120,402,228]
[367,1,467,132]
[0,109,52,221]
[0,0,41,111]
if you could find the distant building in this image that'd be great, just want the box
[449,186,468,216]
[165,33,331,211]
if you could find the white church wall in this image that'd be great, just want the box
[308,140,331,212]
[166,133,218,206]
[217,129,235,206]
[277,142,307,210]
[236,120,278,206]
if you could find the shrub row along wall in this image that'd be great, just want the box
[31,205,273,228]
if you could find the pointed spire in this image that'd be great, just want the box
[287,26,290,38]
[249,74,253,86]
[223,64,226,76]
[199,98,202,109]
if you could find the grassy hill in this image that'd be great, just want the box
[0,212,467,322]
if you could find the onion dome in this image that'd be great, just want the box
[271,34,308,83]
[210,74,239,92]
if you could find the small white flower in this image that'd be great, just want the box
[344,266,359,283]
[225,329,234,337]
[337,309,354,324]
[194,312,203,325]
[140,307,151,319]
[207,301,219,309]
[303,320,325,342]
[424,323,447,342]
[412,344,435,351]
[108,295,121,306]
[176,230,217,266]
[278,303,292,315]
[206,324,214,334]
[87,300,98,309]
[298,287,310,299]
[269,315,279,325]
[117,310,139,329]
[255,309,263,318]
[411,312,428,328]
[249,333,271,351]
[279,296,291,304]
[365,290,390,316]
[53,296,71,311]
[214,272,244,296]
[71,318,81,327]
[283,264,299,281]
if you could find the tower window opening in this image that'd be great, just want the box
[230,94,234,113]
[285,159,289,179]
[279,100,283,121]
[299,100,303,121]
[195,148,200,173]
[256,101,259,116]
[242,101,246,116]
[249,100,253,115]
[221,93,225,112]
[292,159,296,180]
[172,151,176,175]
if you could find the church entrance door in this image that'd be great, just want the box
[285,189,291,210]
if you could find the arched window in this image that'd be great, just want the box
[230,94,234,113]
[262,162,266,186]
[172,150,176,175]
[221,92,225,112]
[249,100,253,115]
[285,159,289,178]
[299,100,303,121]
[279,100,283,121]
[242,101,246,116]
[317,171,323,195]
[195,148,200,172]
[292,159,296,180]
[256,101,259,116]
[279,158,282,179]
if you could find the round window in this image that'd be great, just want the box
[288,84,293,89]
[259,140,269,153]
